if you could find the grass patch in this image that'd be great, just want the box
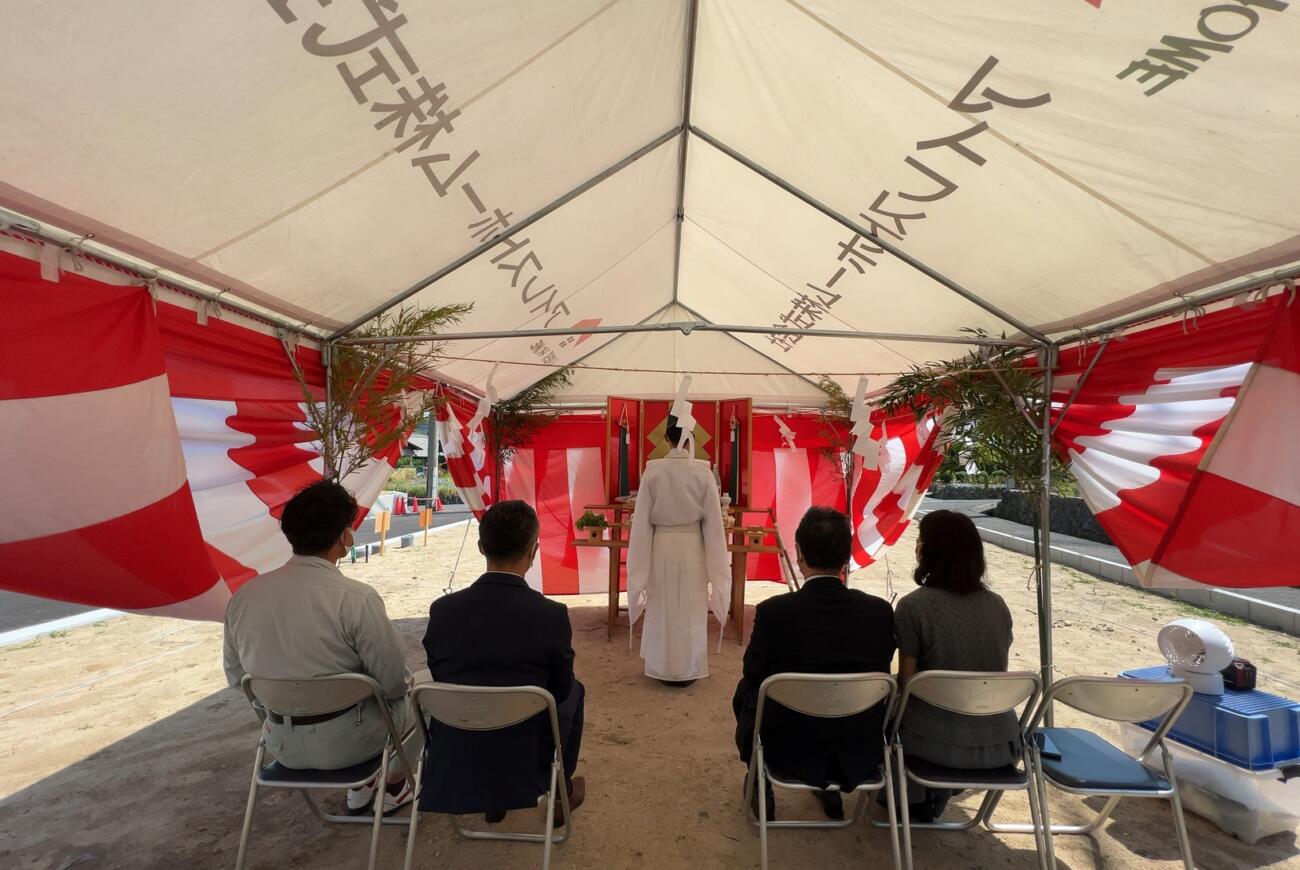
[1174,601,1248,626]
[48,629,71,638]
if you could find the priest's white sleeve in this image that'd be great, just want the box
[625,474,655,633]
[700,472,731,632]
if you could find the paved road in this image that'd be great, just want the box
[0,508,474,634]
[353,507,470,546]
[921,498,1300,611]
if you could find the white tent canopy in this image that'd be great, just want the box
[3,0,1299,399]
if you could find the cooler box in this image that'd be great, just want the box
[1118,665,1300,843]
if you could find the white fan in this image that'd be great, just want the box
[1157,618,1235,696]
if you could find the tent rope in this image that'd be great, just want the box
[443,518,473,597]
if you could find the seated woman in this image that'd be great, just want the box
[894,509,1019,822]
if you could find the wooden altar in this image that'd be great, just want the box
[574,504,796,645]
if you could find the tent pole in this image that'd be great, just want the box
[1,211,319,339]
[1056,262,1300,348]
[670,0,700,304]
[687,126,1050,344]
[427,410,440,506]
[328,127,681,340]
[1037,344,1057,727]
[322,341,334,479]
[337,321,1035,348]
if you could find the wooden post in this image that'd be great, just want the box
[608,507,623,640]
[730,525,747,644]
[374,510,391,555]
[419,507,433,545]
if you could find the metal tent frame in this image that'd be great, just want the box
[10,0,1300,713]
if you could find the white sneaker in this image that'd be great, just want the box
[345,776,413,816]
[379,779,414,815]
[345,781,377,816]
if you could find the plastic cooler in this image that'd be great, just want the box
[1118,665,1300,843]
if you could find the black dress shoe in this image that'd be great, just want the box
[658,679,696,688]
[817,790,844,820]
[907,801,936,824]
[926,787,953,820]
[745,777,776,820]
[484,809,507,823]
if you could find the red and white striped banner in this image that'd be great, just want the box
[0,248,221,616]
[0,244,403,619]
[1054,295,1299,588]
[849,411,945,569]
[434,390,492,517]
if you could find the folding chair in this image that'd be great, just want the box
[403,683,573,870]
[236,673,417,870]
[985,676,1195,870]
[884,670,1048,870]
[742,672,902,870]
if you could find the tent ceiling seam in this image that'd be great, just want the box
[670,0,700,305]
[673,301,826,393]
[681,215,922,368]
[427,214,676,381]
[194,1,623,263]
[784,0,1214,269]
[690,125,1050,344]
[456,298,680,401]
[329,127,680,339]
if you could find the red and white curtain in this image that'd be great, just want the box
[746,414,848,583]
[0,241,401,619]
[1053,295,1299,589]
[500,415,608,594]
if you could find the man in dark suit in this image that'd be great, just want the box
[732,506,896,820]
[420,500,586,823]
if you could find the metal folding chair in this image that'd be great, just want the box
[742,672,902,870]
[984,676,1195,870]
[403,683,573,870]
[883,670,1048,870]
[236,673,417,870]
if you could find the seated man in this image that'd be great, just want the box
[223,479,416,815]
[732,506,896,820]
[420,500,586,824]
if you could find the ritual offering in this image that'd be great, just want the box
[575,510,608,542]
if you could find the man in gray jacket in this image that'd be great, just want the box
[223,479,416,814]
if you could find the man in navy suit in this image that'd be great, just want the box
[420,500,586,824]
[733,506,896,820]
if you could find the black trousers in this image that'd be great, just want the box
[556,679,585,791]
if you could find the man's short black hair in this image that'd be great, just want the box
[664,414,684,449]
[795,506,852,573]
[479,500,541,563]
[280,480,358,556]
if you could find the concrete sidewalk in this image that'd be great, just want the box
[918,498,1300,637]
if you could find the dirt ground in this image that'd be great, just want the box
[2,519,1297,870]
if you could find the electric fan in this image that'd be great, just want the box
[1157,618,1235,696]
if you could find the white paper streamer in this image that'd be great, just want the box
[669,375,695,450]
[466,362,500,434]
[774,415,797,448]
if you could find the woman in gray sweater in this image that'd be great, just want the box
[894,509,1019,821]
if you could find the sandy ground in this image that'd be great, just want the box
[2,521,1298,870]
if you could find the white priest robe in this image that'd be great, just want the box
[626,449,731,681]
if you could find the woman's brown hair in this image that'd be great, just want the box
[913,509,986,594]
